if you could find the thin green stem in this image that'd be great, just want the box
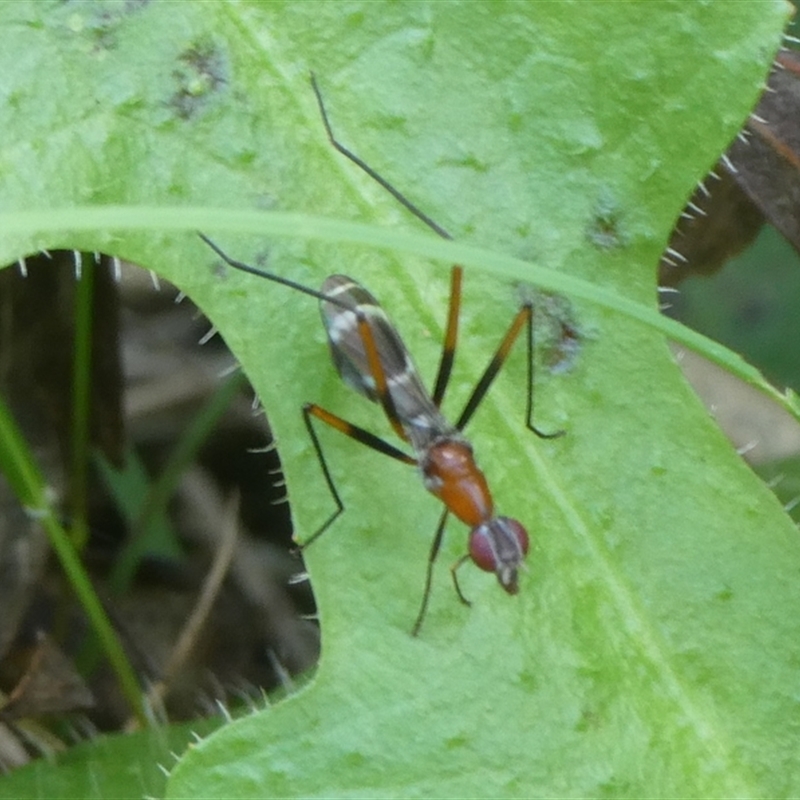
[1,206,796,421]
[0,391,149,727]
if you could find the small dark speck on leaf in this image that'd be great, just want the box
[170,40,227,120]
[586,189,628,250]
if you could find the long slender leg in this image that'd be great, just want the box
[523,298,566,439]
[310,73,453,241]
[199,233,340,306]
[309,76,469,416]
[431,265,463,408]
[354,313,405,442]
[201,232,407,441]
[301,403,415,548]
[450,554,473,607]
[411,507,451,637]
[455,301,565,439]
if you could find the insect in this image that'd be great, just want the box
[200,74,564,635]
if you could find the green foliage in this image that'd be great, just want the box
[0,381,148,730]
[678,225,800,389]
[0,1,795,798]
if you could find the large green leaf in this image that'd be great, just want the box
[0,2,795,798]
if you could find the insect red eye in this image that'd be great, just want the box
[503,517,530,556]
[469,517,529,574]
[469,526,498,573]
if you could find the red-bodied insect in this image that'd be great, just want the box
[200,74,564,635]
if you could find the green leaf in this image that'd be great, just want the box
[0,719,222,800]
[0,1,795,798]
[95,446,184,592]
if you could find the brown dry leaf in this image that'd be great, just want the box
[0,632,94,720]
